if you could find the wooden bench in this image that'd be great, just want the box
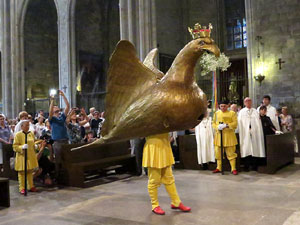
[178,134,241,172]
[0,144,18,180]
[0,178,10,208]
[60,141,136,188]
[178,133,294,174]
[258,133,294,174]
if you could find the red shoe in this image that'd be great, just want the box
[29,187,39,192]
[171,202,191,212]
[20,189,25,195]
[232,170,238,175]
[212,169,221,173]
[152,206,165,215]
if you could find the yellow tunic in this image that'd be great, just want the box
[212,110,238,147]
[142,133,175,168]
[13,131,38,171]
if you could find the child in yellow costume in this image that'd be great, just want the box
[13,120,39,194]
[143,133,191,215]
[212,101,238,175]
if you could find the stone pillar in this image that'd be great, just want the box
[10,0,25,117]
[0,0,13,117]
[69,0,77,107]
[57,0,73,108]
[119,0,157,61]
[245,0,256,105]
[0,0,29,118]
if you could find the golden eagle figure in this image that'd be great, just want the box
[74,34,220,149]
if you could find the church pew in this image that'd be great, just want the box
[0,144,18,180]
[257,133,294,174]
[60,141,136,188]
[178,133,294,174]
[178,135,202,170]
[0,178,10,208]
[178,134,241,172]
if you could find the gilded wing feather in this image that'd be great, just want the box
[102,40,158,136]
[143,48,165,80]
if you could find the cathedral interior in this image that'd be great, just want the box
[1,0,300,123]
[1,0,300,224]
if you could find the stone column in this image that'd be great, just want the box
[1,0,28,118]
[0,0,24,118]
[10,0,25,117]
[0,0,13,117]
[119,0,157,61]
[245,0,256,105]
[57,0,73,108]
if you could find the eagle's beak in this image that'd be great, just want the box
[205,43,220,57]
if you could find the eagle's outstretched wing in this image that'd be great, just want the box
[143,48,165,81]
[101,40,158,136]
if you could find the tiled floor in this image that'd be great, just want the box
[1,159,300,225]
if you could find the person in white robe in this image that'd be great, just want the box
[239,97,265,159]
[195,111,215,164]
[257,95,280,131]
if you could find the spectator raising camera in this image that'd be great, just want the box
[49,90,70,181]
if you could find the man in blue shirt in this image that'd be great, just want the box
[49,90,70,181]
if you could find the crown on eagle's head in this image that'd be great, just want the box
[188,23,213,39]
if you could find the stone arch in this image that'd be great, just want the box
[21,0,59,113]
[17,0,60,111]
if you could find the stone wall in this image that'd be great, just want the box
[155,0,185,57]
[75,0,120,110]
[247,0,300,122]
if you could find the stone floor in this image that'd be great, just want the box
[2,160,300,225]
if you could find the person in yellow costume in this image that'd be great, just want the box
[13,120,39,194]
[212,100,238,175]
[142,133,191,215]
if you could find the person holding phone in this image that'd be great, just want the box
[48,90,70,182]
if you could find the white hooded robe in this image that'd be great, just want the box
[239,107,265,157]
[195,117,215,164]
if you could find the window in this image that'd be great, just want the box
[224,0,247,50]
[226,18,247,50]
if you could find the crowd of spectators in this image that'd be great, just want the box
[0,90,105,193]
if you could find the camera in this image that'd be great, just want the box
[40,132,54,145]
[49,89,57,97]
[72,107,81,114]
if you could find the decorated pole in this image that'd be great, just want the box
[212,71,218,113]
[23,131,28,196]
[219,123,224,175]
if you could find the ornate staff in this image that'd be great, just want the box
[219,122,224,175]
[23,131,28,196]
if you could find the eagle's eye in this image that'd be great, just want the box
[199,40,206,46]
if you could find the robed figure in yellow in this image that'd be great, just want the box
[142,133,191,215]
[212,101,238,175]
[13,120,39,194]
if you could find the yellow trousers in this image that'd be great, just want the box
[215,146,237,172]
[18,170,34,192]
[147,166,181,210]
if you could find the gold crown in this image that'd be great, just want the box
[188,23,212,39]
